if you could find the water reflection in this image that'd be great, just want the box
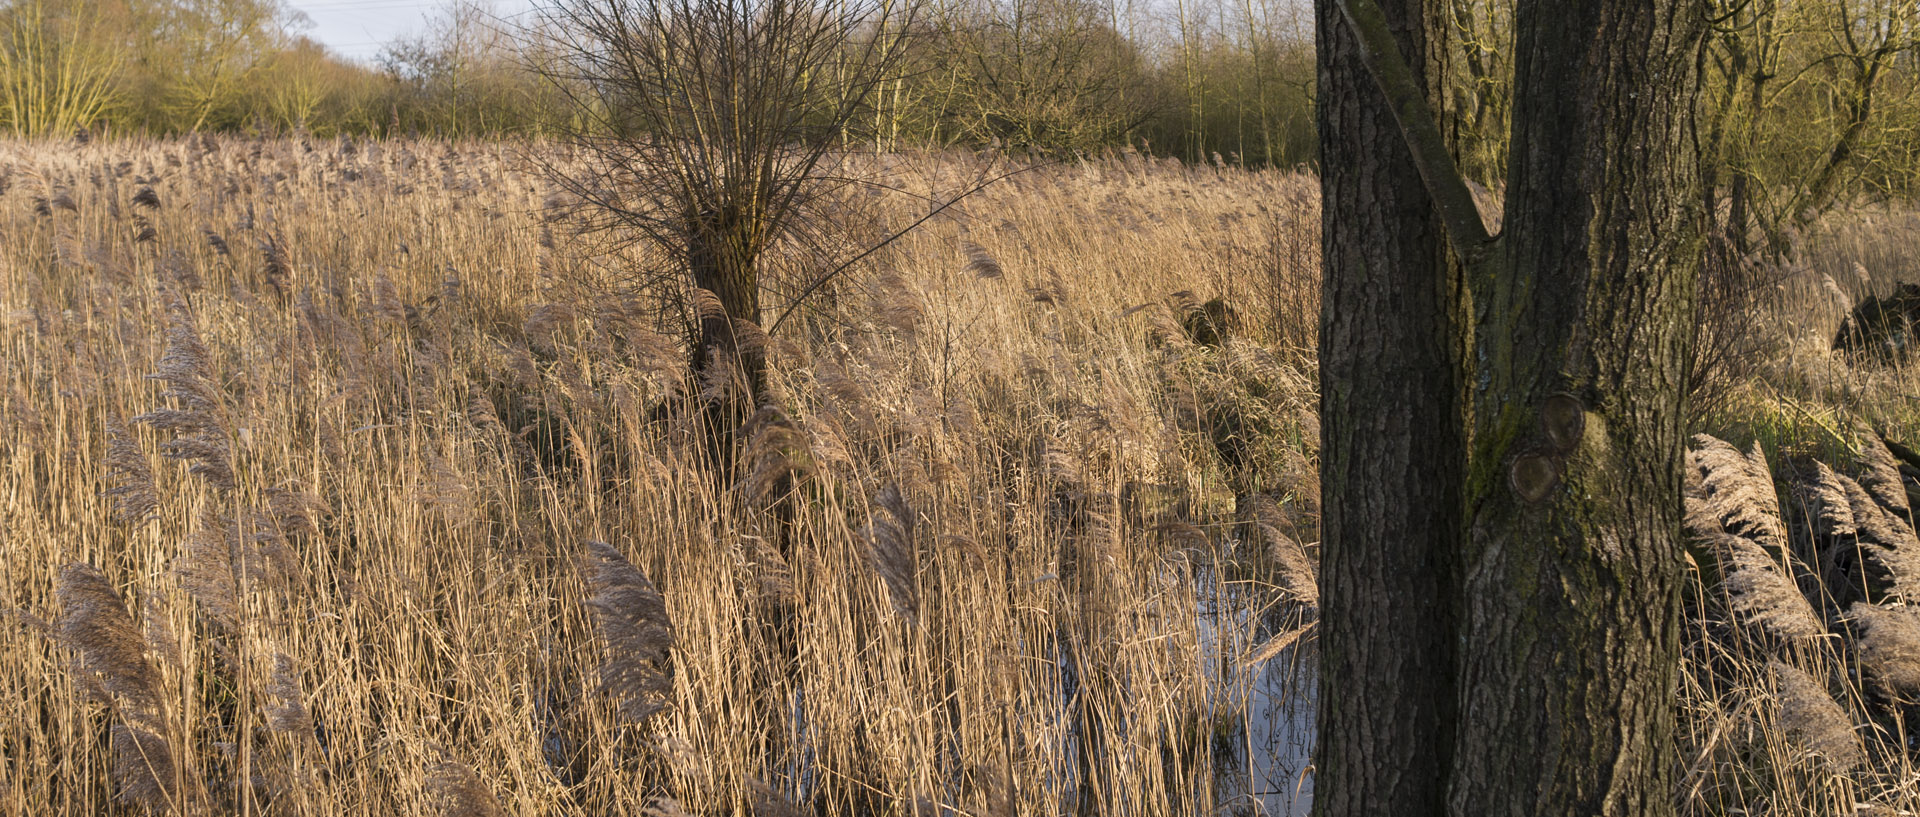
[1217,640,1315,815]
[1198,578,1317,817]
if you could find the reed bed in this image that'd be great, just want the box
[1678,196,1920,816]
[16,133,1920,817]
[0,137,1322,816]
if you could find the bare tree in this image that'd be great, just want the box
[0,0,129,135]
[918,0,1149,153]
[533,0,922,453]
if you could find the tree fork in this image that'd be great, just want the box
[1323,0,1705,814]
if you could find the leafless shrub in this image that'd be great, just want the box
[533,0,925,409]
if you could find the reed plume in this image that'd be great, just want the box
[203,229,230,257]
[1685,435,1788,551]
[963,240,1004,279]
[582,540,676,725]
[56,564,163,719]
[1770,660,1863,774]
[1809,464,1920,603]
[1845,476,1920,599]
[424,759,505,817]
[745,535,799,610]
[264,652,315,740]
[1849,602,1920,700]
[1242,493,1318,609]
[1682,436,1823,640]
[743,404,813,504]
[1699,531,1824,640]
[133,308,233,492]
[261,235,291,296]
[174,516,244,631]
[1858,430,1911,517]
[110,724,178,812]
[861,484,918,618]
[749,779,808,817]
[174,511,293,633]
[1809,461,1856,536]
[643,797,696,817]
[55,564,177,811]
[101,420,159,524]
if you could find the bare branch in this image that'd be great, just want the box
[1335,0,1497,259]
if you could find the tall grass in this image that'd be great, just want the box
[0,137,1322,815]
[15,133,1917,817]
[1681,195,1920,816]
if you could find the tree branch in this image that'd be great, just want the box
[1335,0,1497,258]
[766,158,1054,335]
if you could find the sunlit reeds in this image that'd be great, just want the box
[0,136,1323,816]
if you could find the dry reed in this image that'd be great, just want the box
[0,135,1310,817]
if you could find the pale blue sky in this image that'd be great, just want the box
[290,0,537,63]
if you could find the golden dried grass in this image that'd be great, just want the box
[0,136,1321,816]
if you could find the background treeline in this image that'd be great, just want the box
[0,0,553,138]
[3,0,1918,204]
[0,0,1320,159]
[1439,0,1920,234]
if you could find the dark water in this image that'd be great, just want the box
[1199,596,1317,817]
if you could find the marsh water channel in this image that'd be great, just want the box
[536,570,1319,816]
[1049,572,1319,816]
[1195,579,1317,817]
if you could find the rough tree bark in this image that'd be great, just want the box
[1312,0,1462,814]
[1452,2,1701,811]
[687,202,769,479]
[1316,0,1704,814]
[689,202,768,400]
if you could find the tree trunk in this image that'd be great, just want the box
[689,203,765,390]
[689,201,766,474]
[1319,0,1704,813]
[1312,1,1464,815]
[1450,1,1702,813]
